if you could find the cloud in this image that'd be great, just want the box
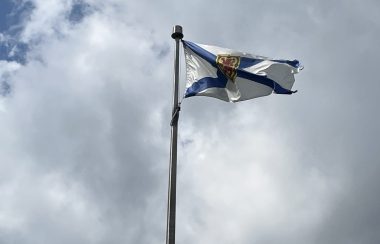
[1,0,380,244]
[0,60,21,95]
[1,1,171,243]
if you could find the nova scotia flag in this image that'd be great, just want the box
[183,40,302,102]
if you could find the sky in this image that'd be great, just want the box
[0,0,380,243]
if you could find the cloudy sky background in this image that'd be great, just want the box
[1,0,380,243]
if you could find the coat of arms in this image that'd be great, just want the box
[216,55,240,81]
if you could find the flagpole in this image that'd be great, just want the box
[166,25,183,244]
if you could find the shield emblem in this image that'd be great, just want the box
[216,55,240,82]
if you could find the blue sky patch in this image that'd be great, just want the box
[68,1,92,24]
[0,0,33,63]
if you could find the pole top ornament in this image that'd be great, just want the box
[171,25,183,39]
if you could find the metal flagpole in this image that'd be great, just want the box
[166,25,183,244]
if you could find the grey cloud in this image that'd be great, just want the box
[1,0,380,244]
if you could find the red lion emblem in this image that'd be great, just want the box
[216,55,240,81]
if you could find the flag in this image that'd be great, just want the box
[182,40,303,102]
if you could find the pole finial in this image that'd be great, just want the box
[171,25,183,39]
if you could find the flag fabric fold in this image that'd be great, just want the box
[182,40,302,102]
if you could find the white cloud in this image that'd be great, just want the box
[20,0,72,42]
[0,60,21,74]
[1,0,380,243]
[1,1,171,243]
[176,102,344,243]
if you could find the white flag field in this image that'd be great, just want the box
[182,40,303,102]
